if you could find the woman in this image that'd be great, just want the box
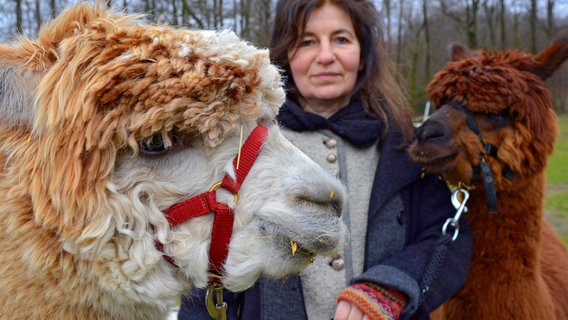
[178,1,472,319]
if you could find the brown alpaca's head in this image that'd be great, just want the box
[409,34,568,191]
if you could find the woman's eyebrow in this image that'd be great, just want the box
[303,28,356,37]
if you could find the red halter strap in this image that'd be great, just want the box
[159,124,268,281]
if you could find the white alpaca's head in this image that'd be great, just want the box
[0,2,347,317]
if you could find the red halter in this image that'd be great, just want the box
[156,124,268,282]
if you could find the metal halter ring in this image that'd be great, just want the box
[209,181,239,203]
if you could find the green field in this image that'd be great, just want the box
[545,114,568,245]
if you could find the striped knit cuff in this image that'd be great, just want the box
[337,283,407,320]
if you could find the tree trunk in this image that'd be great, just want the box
[257,0,272,47]
[530,0,537,53]
[545,0,556,42]
[422,0,431,80]
[396,0,405,66]
[482,0,497,48]
[499,0,506,50]
[513,0,520,48]
[50,0,56,19]
[172,0,178,26]
[34,0,41,34]
[384,0,392,53]
[144,0,156,22]
[15,0,23,34]
[239,0,251,41]
[466,0,480,48]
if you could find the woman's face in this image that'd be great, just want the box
[288,2,363,109]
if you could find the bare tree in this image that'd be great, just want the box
[422,0,431,80]
[50,0,56,18]
[239,0,252,41]
[441,0,480,48]
[171,0,178,26]
[181,0,204,28]
[544,0,556,42]
[14,0,23,34]
[530,0,537,53]
[383,0,392,53]
[396,0,405,66]
[34,0,41,33]
[255,0,272,47]
[499,0,507,49]
[213,0,223,29]
[482,0,497,47]
[143,0,156,22]
[403,3,423,105]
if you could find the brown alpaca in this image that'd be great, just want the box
[409,35,568,319]
[0,3,348,319]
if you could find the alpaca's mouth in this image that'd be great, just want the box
[286,239,318,259]
[422,153,457,171]
[411,148,459,175]
[256,218,341,259]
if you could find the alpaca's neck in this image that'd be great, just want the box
[468,173,545,268]
[444,172,558,320]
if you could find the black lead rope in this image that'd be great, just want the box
[419,233,453,303]
[419,189,469,303]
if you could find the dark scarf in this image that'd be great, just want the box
[276,99,382,148]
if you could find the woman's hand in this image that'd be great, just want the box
[336,282,405,320]
[333,300,372,320]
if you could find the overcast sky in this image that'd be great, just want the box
[558,0,568,18]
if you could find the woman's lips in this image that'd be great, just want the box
[312,72,340,81]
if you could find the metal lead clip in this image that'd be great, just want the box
[206,283,227,320]
[443,189,470,241]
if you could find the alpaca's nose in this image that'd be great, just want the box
[415,120,451,144]
[328,197,343,218]
[295,187,344,218]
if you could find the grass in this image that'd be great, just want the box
[547,115,568,184]
[545,114,568,245]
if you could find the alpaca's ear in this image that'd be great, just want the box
[449,43,475,61]
[530,32,568,80]
[0,2,113,129]
[0,58,40,128]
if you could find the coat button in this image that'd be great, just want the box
[326,154,337,163]
[330,254,344,271]
[324,138,337,148]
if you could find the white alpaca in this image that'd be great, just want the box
[0,3,347,319]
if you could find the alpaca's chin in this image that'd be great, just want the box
[221,247,314,292]
[220,219,346,291]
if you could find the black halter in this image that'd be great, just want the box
[446,102,514,214]
[420,102,514,304]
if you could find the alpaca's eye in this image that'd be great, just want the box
[487,111,511,129]
[137,130,193,156]
[490,110,509,120]
[139,134,169,155]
